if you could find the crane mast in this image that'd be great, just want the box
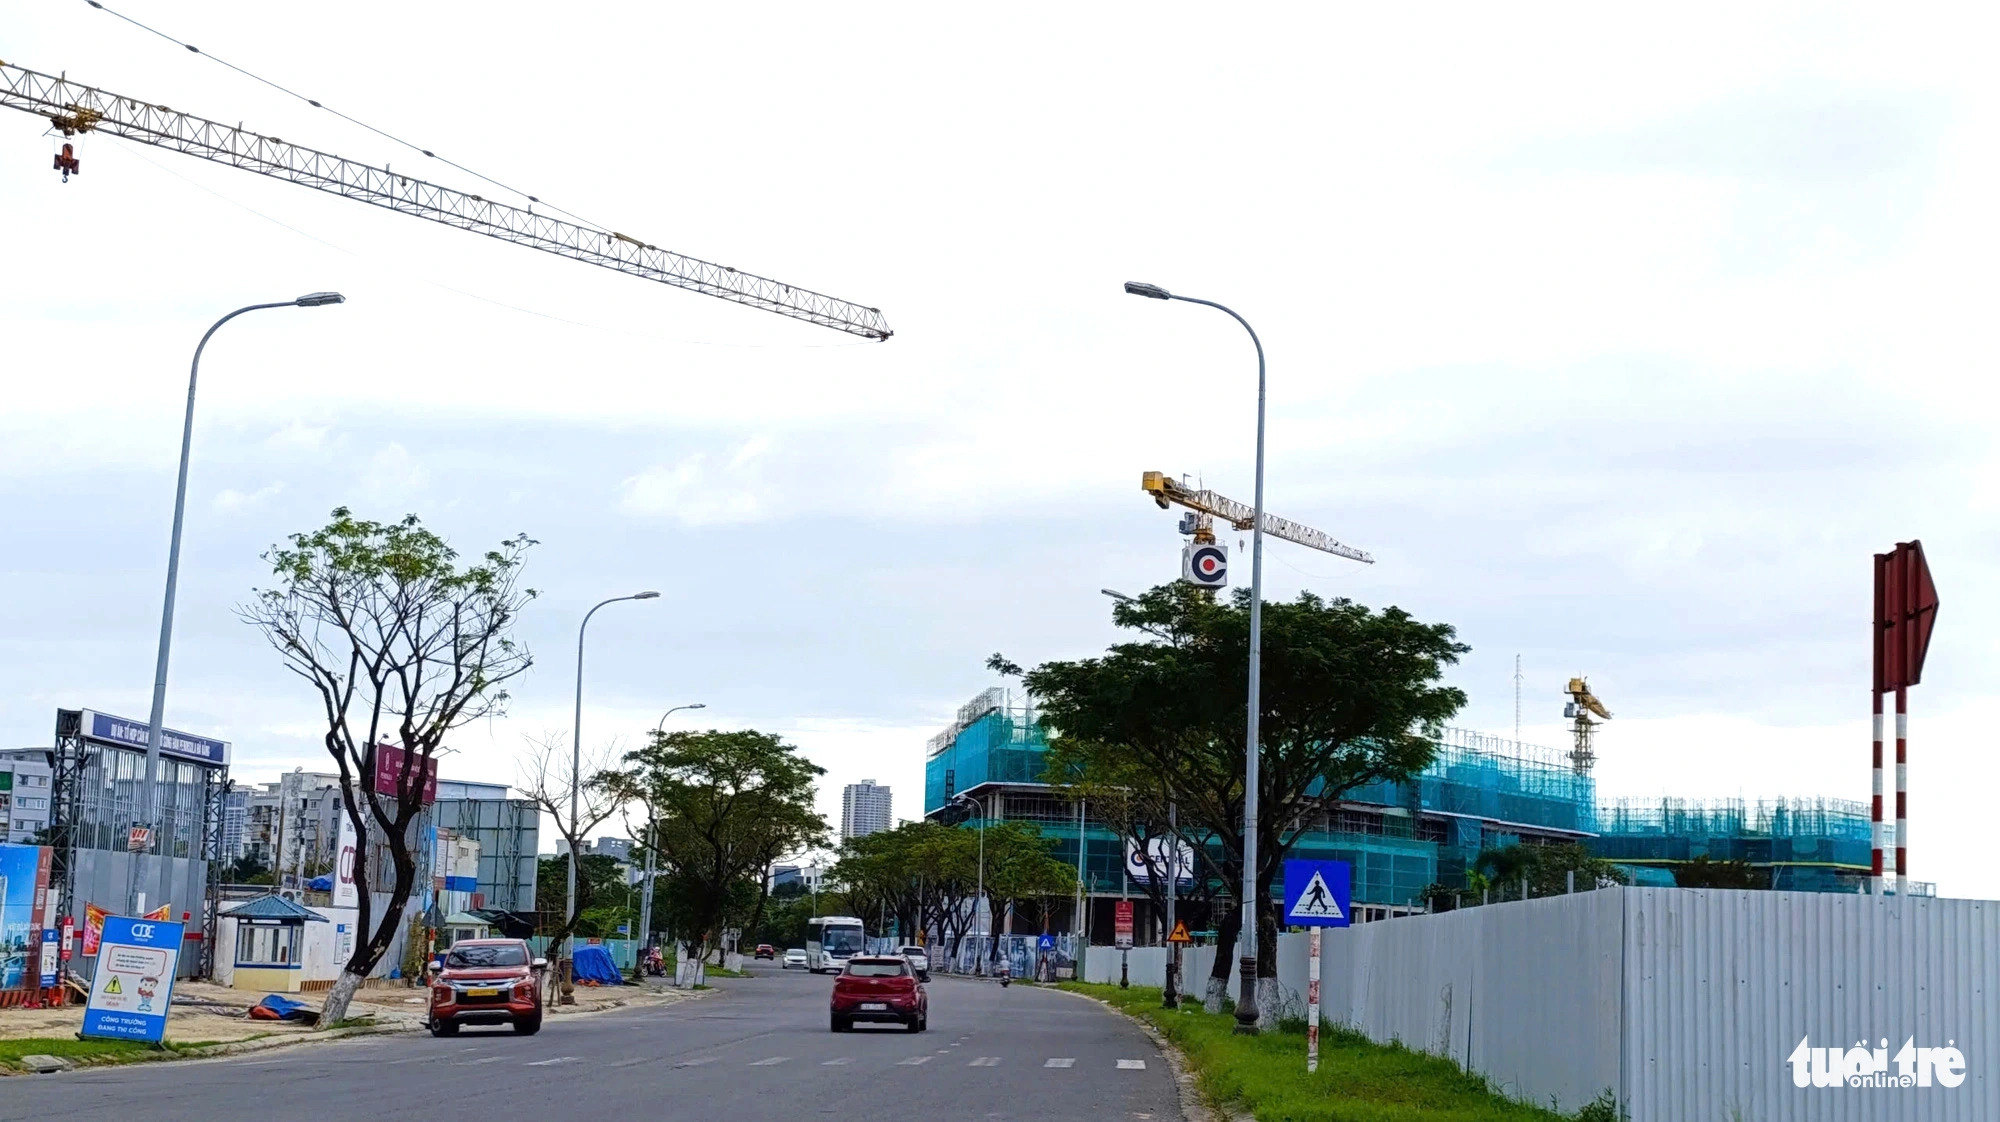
[0,61,891,340]
[1142,470,1373,564]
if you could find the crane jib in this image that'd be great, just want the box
[0,62,891,340]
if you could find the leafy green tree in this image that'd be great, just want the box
[242,508,535,1025]
[1001,582,1466,1025]
[611,730,827,966]
[1470,842,1629,901]
[1670,855,1766,889]
[535,854,633,937]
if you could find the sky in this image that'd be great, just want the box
[3,4,1996,894]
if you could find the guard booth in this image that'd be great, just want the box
[219,894,328,993]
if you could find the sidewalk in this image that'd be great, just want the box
[0,975,695,1048]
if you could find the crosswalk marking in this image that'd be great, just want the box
[749,1057,790,1066]
[897,1056,932,1065]
[1117,1059,1147,1070]
[969,1056,1002,1067]
[821,1057,854,1066]
[1044,1057,1075,1068]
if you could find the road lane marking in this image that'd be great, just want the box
[1045,1058,1074,1068]
[526,1056,581,1066]
[459,1056,505,1066]
[969,1056,1002,1067]
[607,1057,653,1068]
[897,1056,932,1065]
[749,1056,790,1066]
[1117,1059,1147,1070]
[676,1058,716,1068]
[822,1057,854,1066]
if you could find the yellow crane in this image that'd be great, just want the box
[1141,471,1372,589]
[1563,677,1611,776]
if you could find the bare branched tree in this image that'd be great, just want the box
[241,508,535,1025]
[517,732,621,1004]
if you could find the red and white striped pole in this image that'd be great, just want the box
[1871,689,1885,896]
[1306,927,1321,1073]
[1895,685,1908,897]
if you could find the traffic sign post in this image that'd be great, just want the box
[1114,900,1134,988]
[1283,860,1351,1074]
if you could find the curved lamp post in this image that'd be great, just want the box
[129,292,346,915]
[1124,280,1268,1033]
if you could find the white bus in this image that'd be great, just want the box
[806,915,866,973]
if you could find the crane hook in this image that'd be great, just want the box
[53,141,80,182]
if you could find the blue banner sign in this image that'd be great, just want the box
[81,915,185,1043]
[79,709,230,767]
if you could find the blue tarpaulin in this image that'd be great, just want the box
[306,875,333,891]
[571,944,623,985]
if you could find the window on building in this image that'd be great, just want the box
[235,923,295,966]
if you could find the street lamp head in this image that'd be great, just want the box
[633,591,661,600]
[294,291,346,307]
[1101,588,1135,602]
[688,703,707,709]
[1124,281,1172,300]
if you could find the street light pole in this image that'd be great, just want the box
[950,792,987,976]
[128,292,345,917]
[1124,280,1268,1033]
[566,591,659,980]
[636,703,704,964]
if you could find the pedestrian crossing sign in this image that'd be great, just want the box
[1282,859,1351,928]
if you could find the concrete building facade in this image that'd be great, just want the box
[841,780,892,840]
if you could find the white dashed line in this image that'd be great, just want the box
[822,1057,854,1066]
[1045,1057,1075,1068]
[675,1058,716,1068]
[898,1056,932,1065]
[968,1056,1002,1067]
[1117,1059,1147,1070]
[749,1057,790,1066]
[607,1057,653,1068]
[459,1056,504,1066]
[526,1056,581,1067]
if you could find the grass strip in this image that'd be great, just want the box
[1061,982,1618,1122]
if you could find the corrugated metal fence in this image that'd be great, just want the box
[1106,888,1994,1120]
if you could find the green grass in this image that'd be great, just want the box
[1061,983,1595,1122]
[0,1036,227,1071]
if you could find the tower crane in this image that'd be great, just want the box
[0,61,891,340]
[1141,470,1372,589]
[1562,677,1611,776]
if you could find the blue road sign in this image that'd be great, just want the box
[1282,860,1351,928]
[81,915,185,1043]
[1037,933,1055,951]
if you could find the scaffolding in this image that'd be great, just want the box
[1593,797,1874,892]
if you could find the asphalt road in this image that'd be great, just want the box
[0,966,1183,1122]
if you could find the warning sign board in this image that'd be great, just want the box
[1167,920,1193,945]
[1282,859,1351,928]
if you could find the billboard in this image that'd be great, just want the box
[1124,836,1196,885]
[0,843,53,990]
[77,709,230,767]
[372,743,438,806]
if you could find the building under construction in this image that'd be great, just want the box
[922,688,1881,939]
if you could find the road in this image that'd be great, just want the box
[0,966,1184,1122]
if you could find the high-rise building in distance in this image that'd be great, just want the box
[841,780,892,840]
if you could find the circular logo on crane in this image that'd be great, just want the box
[1186,544,1228,587]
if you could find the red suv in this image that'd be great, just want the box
[830,955,927,1033]
[428,938,547,1036]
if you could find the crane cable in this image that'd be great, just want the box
[81,0,614,236]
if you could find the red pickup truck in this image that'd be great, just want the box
[428,938,547,1036]
[830,955,927,1033]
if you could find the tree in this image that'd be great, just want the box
[612,730,826,971]
[1468,842,1629,902]
[517,733,622,1000]
[1003,582,1467,1026]
[242,508,534,1026]
[1670,855,1766,890]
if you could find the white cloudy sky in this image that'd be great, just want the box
[3,4,1996,894]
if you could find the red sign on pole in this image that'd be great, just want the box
[1114,900,1134,949]
[1873,541,1939,694]
[372,743,439,806]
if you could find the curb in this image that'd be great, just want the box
[1047,987,1247,1122]
[1,987,712,1077]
